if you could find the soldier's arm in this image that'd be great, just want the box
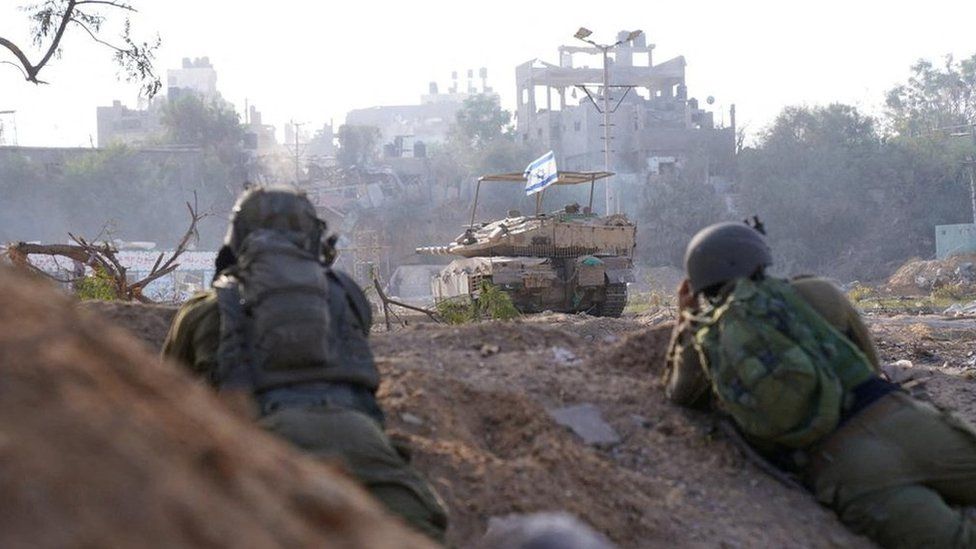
[840,297,881,372]
[162,292,220,378]
[663,318,712,409]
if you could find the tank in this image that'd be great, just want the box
[416,171,635,317]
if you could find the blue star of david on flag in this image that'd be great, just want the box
[523,150,557,196]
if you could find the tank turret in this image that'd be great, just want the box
[417,172,635,317]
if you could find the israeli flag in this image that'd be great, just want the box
[524,150,557,196]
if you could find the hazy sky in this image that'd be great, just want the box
[2,0,975,147]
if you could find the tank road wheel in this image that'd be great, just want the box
[594,283,627,318]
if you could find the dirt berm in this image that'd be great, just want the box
[88,297,895,548]
[0,268,434,549]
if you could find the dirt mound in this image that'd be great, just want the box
[81,300,177,350]
[885,254,976,295]
[0,268,432,549]
[374,320,873,548]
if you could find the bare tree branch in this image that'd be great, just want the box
[0,0,159,96]
[75,0,135,11]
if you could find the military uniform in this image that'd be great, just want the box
[163,272,447,542]
[666,277,976,548]
[163,185,446,542]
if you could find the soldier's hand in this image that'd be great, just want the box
[677,278,698,313]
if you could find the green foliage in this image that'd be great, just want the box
[337,125,381,168]
[434,282,520,324]
[476,281,520,321]
[847,283,876,303]
[435,298,477,325]
[453,95,513,148]
[885,54,976,135]
[75,267,117,301]
[737,101,973,279]
[931,282,966,301]
[639,175,729,267]
[161,95,245,166]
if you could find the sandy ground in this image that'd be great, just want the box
[85,299,976,548]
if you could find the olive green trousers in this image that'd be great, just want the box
[809,392,976,548]
[260,406,448,542]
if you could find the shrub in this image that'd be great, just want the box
[75,267,117,301]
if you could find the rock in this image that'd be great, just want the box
[549,404,620,446]
[479,343,501,357]
[479,512,616,549]
[401,412,425,426]
[944,300,976,317]
[551,346,580,366]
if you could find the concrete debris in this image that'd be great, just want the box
[944,300,976,317]
[882,359,933,385]
[551,346,581,366]
[548,404,620,446]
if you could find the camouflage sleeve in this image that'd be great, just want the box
[791,278,881,372]
[162,291,220,379]
[663,317,712,409]
[841,297,881,372]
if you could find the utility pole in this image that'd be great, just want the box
[287,120,306,186]
[949,124,976,225]
[573,28,642,215]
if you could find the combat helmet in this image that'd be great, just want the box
[683,221,772,295]
[224,185,325,256]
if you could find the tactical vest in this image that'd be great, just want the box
[214,229,379,394]
[691,277,876,448]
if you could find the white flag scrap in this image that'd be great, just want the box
[523,150,557,196]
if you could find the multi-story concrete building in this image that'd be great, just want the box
[345,70,497,150]
[515,32,735,213]
[95,100,164,148]
[166,57,218,101]
[97,57,221,147]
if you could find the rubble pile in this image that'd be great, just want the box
[0,268,433,549]
[885,254,976,295]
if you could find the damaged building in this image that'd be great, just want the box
[516,31,735,215]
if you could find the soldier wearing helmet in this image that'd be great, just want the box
[163,185,447,541]
[664,221,976,548]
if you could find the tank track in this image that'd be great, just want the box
[594,283,627,318]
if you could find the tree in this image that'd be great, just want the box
[452,94,513,148]
[1,0,160,96]
[161,95,245,167]
[737,104,886,276]
[336,125,381,169]
[638,172,729,267]
[885,54,976,136]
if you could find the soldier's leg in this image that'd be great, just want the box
[913,406,976,506]
[811,393,976,548]
[840,484,976,549]
[260,407,448,542]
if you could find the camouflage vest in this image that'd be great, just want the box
[691,278,875,448]
[214,229,378,393]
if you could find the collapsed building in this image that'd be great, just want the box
[515,31,735,215]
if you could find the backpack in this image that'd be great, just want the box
[215,228,333,392]
[690,277,875,448]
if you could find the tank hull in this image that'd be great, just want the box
[431,254,632,317]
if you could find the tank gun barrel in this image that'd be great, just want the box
[415,245,454,256]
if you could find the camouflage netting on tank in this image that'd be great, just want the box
[0,267,433,549]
